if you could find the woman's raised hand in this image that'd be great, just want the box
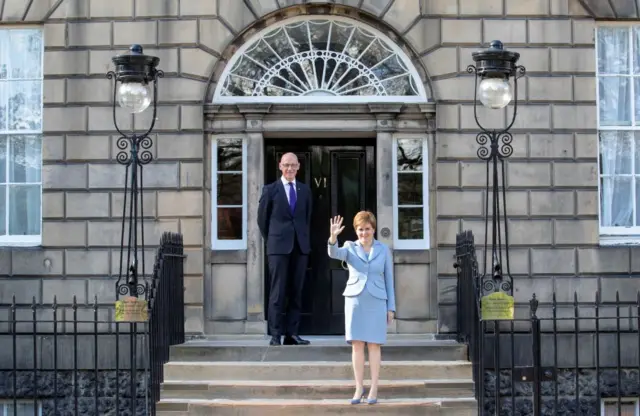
[330,215,345,238]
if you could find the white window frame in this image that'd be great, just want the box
[601,398,640,415]
[391,134,430,250]
[0,400,43,415]
[212,15,429,105]
[211,135,247,250]
[0,26,43,247]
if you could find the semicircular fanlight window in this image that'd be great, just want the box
[216,18,424,101]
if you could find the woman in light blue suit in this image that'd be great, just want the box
[327,211,396,405]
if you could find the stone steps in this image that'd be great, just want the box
[169,339,466,362]
[163,360,473,381]
[161,378,474,400]
[156,397,478,415]
[157,337,477,415]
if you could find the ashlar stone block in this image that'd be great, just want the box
[12,249,63,276]
[529,20,572,44]
[66,192,110,218]
[507,162,552,187]
[44,108,87,132]
[384,0,421,34]
[113,21,157,46]
[199,19,234,55]
[394,264,431,319]
[157,191,203,217]
[180,48,218,79]
[159,20,198,45]
[217,1,255,34]
[68,22,111,47]
[23,0,59,21]
[442,19,482,44]
[578,248,630,274]
[43,192,64,219]
[437,191,483,216]
[506,0,549,15]
[576,190,598,215]
[66,136,111,161]
[421,48,457,77]
[554,162,598,187]
[531,248,576,275]
[554,219,599,245]
[181,0,217,15]
[135,0,178,17]
[0,280,41,304]
[459,0,503,15]
[530,191,575,216]
[42,221,87,247]
[66,250,110,275]
[66,79,111,104]
[484,19,527,44]
[404,18,441,54]
[180,162,204,188]
[88,220,178,247]
[508,219,553,245]
[89,0,133,17]
[43,165,87,190]
[50,0,89,19]
[529,134,574,159]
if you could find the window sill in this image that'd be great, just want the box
[599,235,640,247]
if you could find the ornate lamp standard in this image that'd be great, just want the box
[467,40,526,296]
[107,45,163,300]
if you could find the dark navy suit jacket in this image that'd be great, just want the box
[257,180,312,255]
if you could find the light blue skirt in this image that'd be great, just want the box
[344,288,388,345]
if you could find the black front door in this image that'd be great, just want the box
[265,140,376,335]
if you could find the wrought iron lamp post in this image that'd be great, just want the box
[107,45,163,300]
[467,40,525,296]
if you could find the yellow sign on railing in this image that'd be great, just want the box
[115,296,148,322]
[481,291,514,320]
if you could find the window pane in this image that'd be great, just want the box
[217,207,242,240]
[0,185,5,235]
[9,30,42,79]
[397,139,422,171]
[9,136,41,183]
[598,27,629,75]
[8,81,42,131]
[398,172,422,205]
[601,177,633,227]
[5,403,38,416]
[398,207,423,240]
[599,77,631,126]
[9,184,40,235]
[603,402,637,416]
[600,131,632,175]
[0,81,7,130]
[217,173,242,205]
[217,138,242,171]
[0,137,6,182]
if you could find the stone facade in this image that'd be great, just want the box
[0,0,628,337]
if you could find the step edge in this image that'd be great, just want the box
[164,360,472,366]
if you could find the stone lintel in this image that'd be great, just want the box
[236,104,272,115]
[368,103,405,115]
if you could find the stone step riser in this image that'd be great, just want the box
[169,346,467,362]
[160,384,475,400]
[163,363,472,381]
[156,404,478,416]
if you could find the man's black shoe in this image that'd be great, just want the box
[269,336,281,346]
[283,335,310,345]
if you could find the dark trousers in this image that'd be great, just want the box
[267,238,308,337]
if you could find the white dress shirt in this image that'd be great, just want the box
[281,176,297,204]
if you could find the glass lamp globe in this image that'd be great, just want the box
[477,77,512,109]
[117,82,152,114]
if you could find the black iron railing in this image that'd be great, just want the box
[0,231,185,416]
[455,230,640,416]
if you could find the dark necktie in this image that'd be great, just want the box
[288,182,297,213]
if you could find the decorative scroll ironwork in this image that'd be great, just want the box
[466,60,526,297]
[106,69,163,300]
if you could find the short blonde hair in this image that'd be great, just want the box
[353,211,377,230]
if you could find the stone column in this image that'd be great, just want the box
[239,105,271,334]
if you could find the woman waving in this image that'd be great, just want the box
[327,211,396,405]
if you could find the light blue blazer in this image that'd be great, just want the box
[327,239,396,312]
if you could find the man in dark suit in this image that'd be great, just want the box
[258,152,312,346]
